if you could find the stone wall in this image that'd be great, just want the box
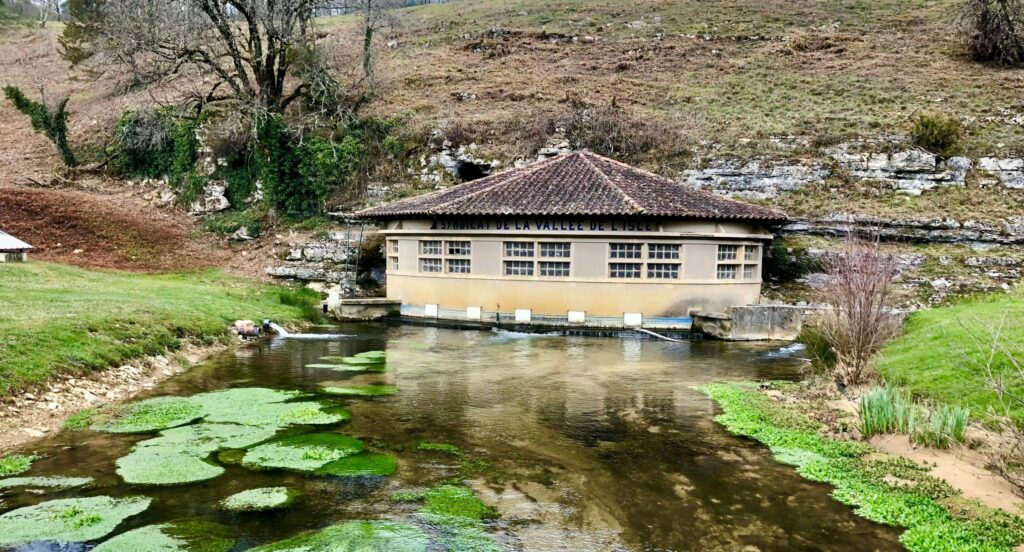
[266,231,359,293]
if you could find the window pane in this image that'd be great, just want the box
[504,260,535,276]
[743,264,756,279]
[503,242,535,258]
[420,258,442,273]
[648,244,680,259]
[744,246,759,262]
[420,240,442,255]
[717,245,738,261]
[539,261,570,277]
[389,257,399,271]
[716,264,738,280]
[447,241,471,256]
[540,242,571,258]
[609,263,642,278]
[647,263,680,279]
[447,259,471,273]
[610,243,643,259]
[388,240,399,254]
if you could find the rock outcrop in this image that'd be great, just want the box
[780,213,1024,246]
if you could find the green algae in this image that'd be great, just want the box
[249,520,428,552]
[217,449,246,465]
[319,385,397,397]
[97,396,204,434]
[415,485,500,552]
[0,453,35,476]
[117,446,225,486]
[141,423,280,453]
[219,487,299,512]
[317,453,397,477]
[417,442,464,458]
[0,476,93,490]
[242,433,365,473]
[341,355,385,366]
[420,485,495,520]
[305,363,386,373]
[390,490,426,502]
[354,350,386,362]
[93,519,234,552]
[64,407,99,430]
[0,495,150,545]
[189,388,346,428]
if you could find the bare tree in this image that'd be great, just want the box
[961,0,1024,66]
[813,232,902,387]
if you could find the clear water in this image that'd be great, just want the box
[3,324,902,551]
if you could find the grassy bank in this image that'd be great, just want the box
[0,262,319,396]
[877,289,1024,421]
[701,382,1024,552]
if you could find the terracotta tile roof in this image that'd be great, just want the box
[356,151,787,221]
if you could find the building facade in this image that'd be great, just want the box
[0,230,32,263]
[358,152,786,327]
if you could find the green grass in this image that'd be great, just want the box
[877,288,1024,421]
[0,262,318,396]
[860,386,970,449]
[0,454,36,477]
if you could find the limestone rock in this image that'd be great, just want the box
[189,182,230,215]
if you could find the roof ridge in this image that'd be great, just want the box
[580,151,644,214]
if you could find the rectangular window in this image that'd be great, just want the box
[420,258,442,273]
[743,265,757,279]
[540,242,571,258]
[447,259,471,274]
[388,257,399,271]
[716,264,739,280]
[446,241,471,256]
[648,244,680,259]
[539,261,570,277]
[717,245,739,261]
[420,240,442,256]
[387,240,399,254]
[610,243,643,259]
[503,242,535,258]
[609,262,642,279]
[647,263,680,279]
[744,246,759,262]
[504,260,534,276]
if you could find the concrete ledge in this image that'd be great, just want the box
[333,298,402,320]
[692,305,803,341]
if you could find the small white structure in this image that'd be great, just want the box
[0,231,32,262]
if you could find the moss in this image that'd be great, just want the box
[419,485,496,521]
[242,433,365,473]
[93,519,234,552]
[64,407,99,431]
[217,449,246,465]
[415,485,500,552]
[116,446,225,486]
[390,490,426,502]
[0,496,150,545]
[317,453,397,477]
[219,487,300,512]
[0,476,93,490]
[0,454,35,476]
[96,396,203,434]
[250,520,428,552]
[417,442,463,458]
[319,386,398,397]
[306,363,387,373]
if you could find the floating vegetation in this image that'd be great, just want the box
[317,453,397,477]
[354,350,386,362]
[242,433,365,473]
[391,491,426,502]
[0,476,93,490]
[250,520,428,552]
[701,382,1024,552]
[141,423,280,453]
[0,454,35,477]
[0,496,150,545]
[305,363,386,373]
[416,442,463,458]
[416,485,500,552]
[97,397,204,434]
[219,487,299,512]
[319,385,397,397]
[93,519,234,552]
[64,407,99,431]
[117,446,225,486]
[341,356,385,366]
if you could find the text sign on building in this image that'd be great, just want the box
[433,218,657,232]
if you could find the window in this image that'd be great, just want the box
[743,264,756,279]
[504,241,535,257]
[540,242,571,258]
[447,241,471,256]
[716,264,738,280]
[648,244,680,259]
[744,246,759,262]
[610,243,643,259]
[610,263,642,279]
[447,259,471,274]
[648,263,680,279]
[420,240,442,255]
[388,240,399,254]
[420,258,442,273]
[504,260,534,276]
[717,245,739,261]
[389,257,399,271]
[539,261,570,277]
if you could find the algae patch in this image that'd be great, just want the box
[317,453,397,477]
[415,485,500,552]
[0,496,150,545]
[242,433,365,473]
[0,475,93,490]
[93,519,234,552]
[250,520,427,552]
[319,385,397,397]
[305,363,386,373]
[97,397,204,434]
[219,487,299,512]
[0,454,35,476]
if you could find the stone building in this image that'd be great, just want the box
[0,230,32,262]
[356,152,786,328]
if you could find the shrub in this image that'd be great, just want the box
[203,210,263,239]
[911,113,964,158]
[763,241,820,284]
[798,326,837,374]
[564,101,688,166]
[112,107,204,200]
[912,403,970,448]
[3,86,77,167]
[960,0,1024,66]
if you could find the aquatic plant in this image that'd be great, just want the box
[93,519,234,551]
[415,485,500,552]
[305,363,386,373]
[701,382,1024,552]
[190,388,346,428]
[319,385,397,397]
[912,403,971,449]
[0,496,150,545]
[97,396,203,433]
[219,487,299,512]
[117,446,225,485]
[0,454,35,476]
[317,453,397,477]
[64,407,99,431]
[860,386,917,436]
[242,433,364,473]
[0,476,93,490]
[354,350,386,362]
[250,520,428,552]
[416,442,463,458]
[391,490,426,502]
[342,356,385,366]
